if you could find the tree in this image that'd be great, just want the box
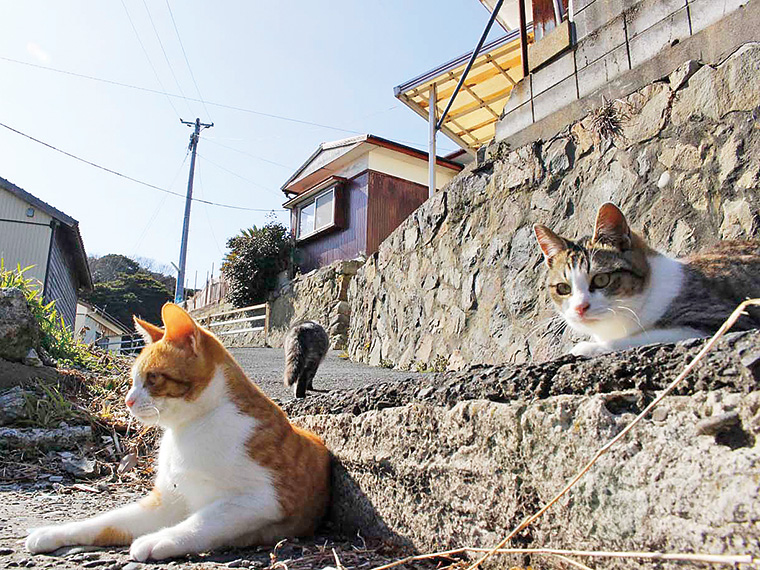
[222,223,294,308]
[82,273,172,327]
[83,254,174,326]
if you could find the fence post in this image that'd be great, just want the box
[264,303,271,340]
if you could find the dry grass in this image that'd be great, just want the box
[587,97,630,142]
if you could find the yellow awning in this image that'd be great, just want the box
[394,29,531,152]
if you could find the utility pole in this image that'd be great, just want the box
[175,117,213,303]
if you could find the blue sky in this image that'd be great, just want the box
[0,1,502,290]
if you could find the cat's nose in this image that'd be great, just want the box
[575,302,590,317]
[125,396,136,408]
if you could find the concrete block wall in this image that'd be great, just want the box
[495,0,747,141]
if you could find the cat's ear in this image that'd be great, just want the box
[534,224,567,266]
[133,316,164,345]
[161,303,200,354]
[593,203,631,250]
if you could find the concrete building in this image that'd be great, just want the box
[0,176,92,329]
[395,0,750,156]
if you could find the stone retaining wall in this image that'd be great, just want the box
[348,43,760,371]
[223,259,363,349]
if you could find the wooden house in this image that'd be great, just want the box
[0,176,92,330]
[281,135,465,272]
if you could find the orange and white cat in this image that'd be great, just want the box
[26,304,330,561]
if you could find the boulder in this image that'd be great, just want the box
[0,288,40,363]
[289,330,760,566]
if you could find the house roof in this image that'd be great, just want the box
[280,134,463,197]
[77,300,130,335]
[394,26,532,152]
[0,176,93,290]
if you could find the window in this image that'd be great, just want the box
[297,187,335,239]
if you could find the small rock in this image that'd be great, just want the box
[62,457,97,478]
[83,559,115,568]
[48,476,63,483]
[0,386,29,426]
[651,408,669,422]
[23,348,44,368]
[122,563,144,570]
[0,548,13,555]
[657,171,671,188]
[696,411,741,436]
[227,560,246,568]
[740,350,760,370]
[117,454,137,475]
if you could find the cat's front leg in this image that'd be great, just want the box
[130,491,281,561]
[26,488,185,554]
[570,341,610,357]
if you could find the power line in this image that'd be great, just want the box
[165,0,212,121]
[203,138,295,171]
[120,0,181,118]
[140,0,194,117]
[196,152,282,197]
[0,120,286,212]
[0,55,459,151]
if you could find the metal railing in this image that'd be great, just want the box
[199,302,270,337]
[95,334,146,355]
[92,303,270,355]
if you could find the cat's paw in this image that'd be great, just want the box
[26,525,72,553]
[130,530,187,561]
[570,341,608,357]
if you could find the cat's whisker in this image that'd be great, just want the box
[615,305,645,334]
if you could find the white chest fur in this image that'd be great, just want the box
[155,369,277,514]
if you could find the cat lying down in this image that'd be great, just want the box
[26,304,330,561]
[534,203,760,357]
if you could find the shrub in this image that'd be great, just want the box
[222,222,294,308]
[0,260,117,372]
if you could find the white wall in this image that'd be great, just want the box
[0,190,53,287]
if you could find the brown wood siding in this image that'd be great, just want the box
[366,170,428,255]
[295,172,368,272]
[45,224,78,330]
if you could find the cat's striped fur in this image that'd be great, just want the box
[283,321,329,398]
[534,203,760,356]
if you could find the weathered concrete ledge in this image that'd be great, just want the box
[287,331,760,568]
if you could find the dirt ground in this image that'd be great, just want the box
[0,480,422,570]
[0,349,441,570]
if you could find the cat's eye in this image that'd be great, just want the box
[555,282,571,296]
[145,372,159,386]
[591,273,611,289]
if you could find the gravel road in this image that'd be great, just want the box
[229,347,428,403]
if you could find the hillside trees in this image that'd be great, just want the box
[82,254,173,326]
[222,222,294,308]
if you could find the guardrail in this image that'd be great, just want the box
[200,302,270,337]
[95,334,146,355]
[92,303,270,355]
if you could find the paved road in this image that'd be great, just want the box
[228,347,428,403]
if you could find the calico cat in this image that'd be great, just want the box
[26,304,330,561]
[534,202,760,357]
[283,321,329,398]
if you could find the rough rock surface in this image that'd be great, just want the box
[288,330,760,567]
[347,44,760,371]
[0,288,40,363]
